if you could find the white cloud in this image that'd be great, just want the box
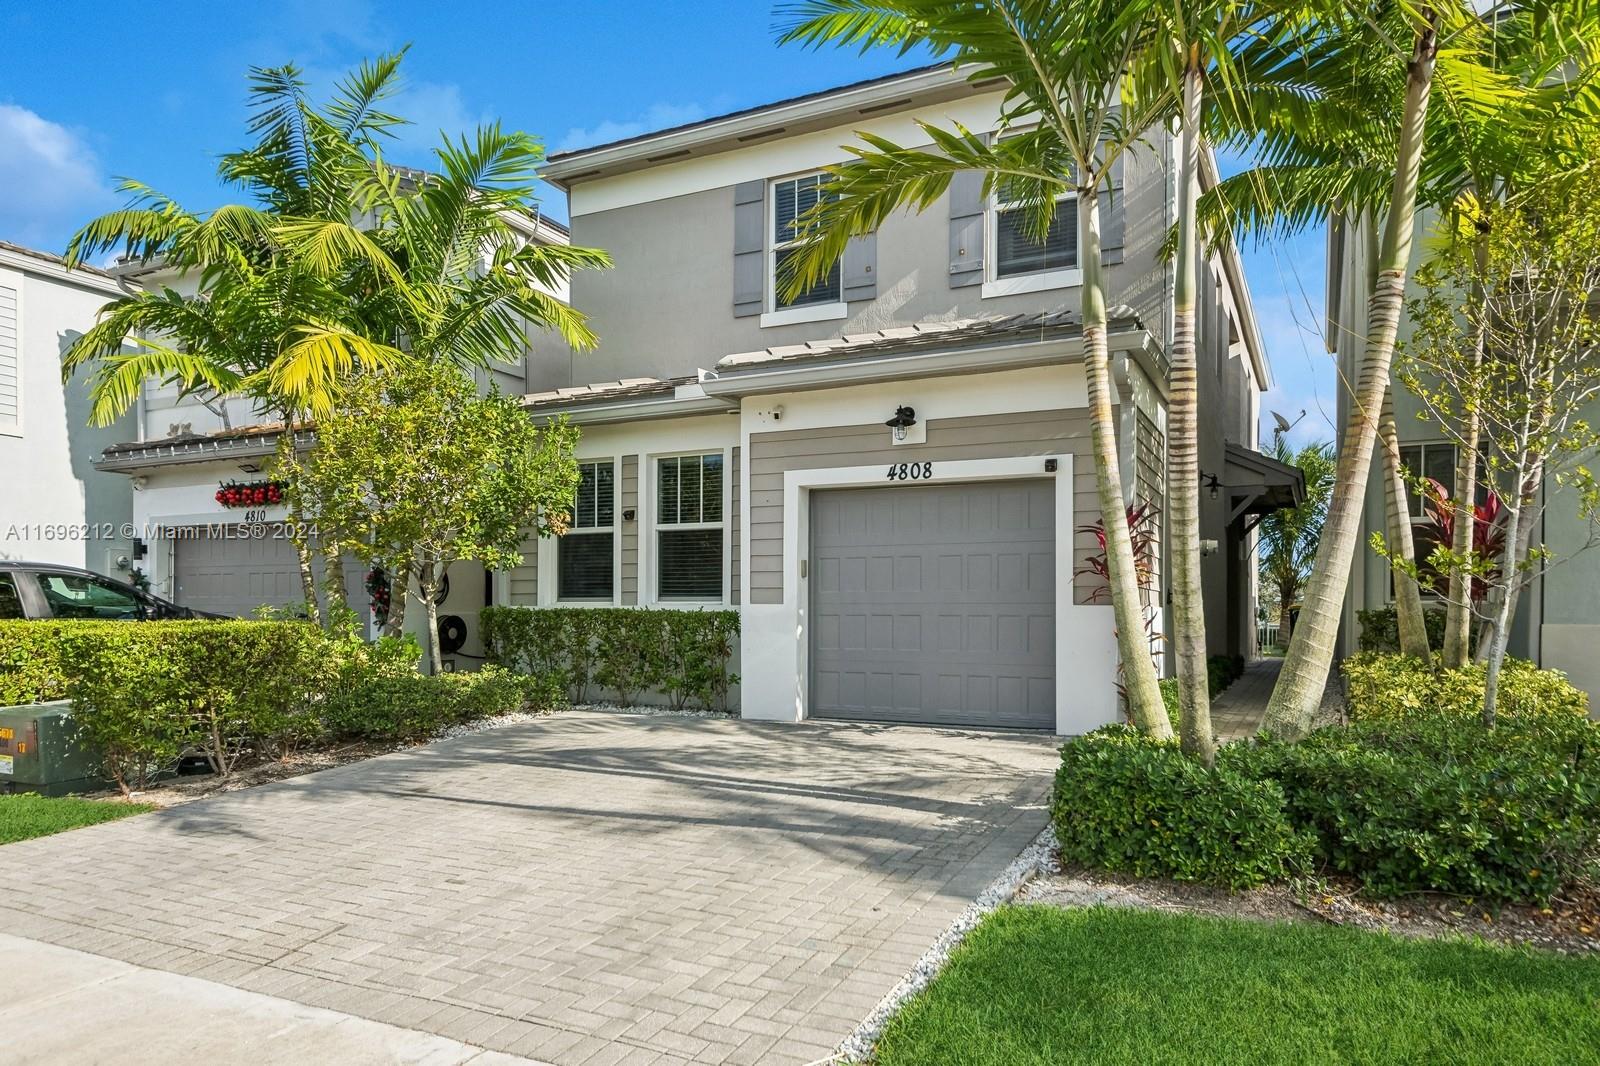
[383,79,492,162]
[555,102,710,154]
[0,104,116,250]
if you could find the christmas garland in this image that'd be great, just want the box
[215,480,284,508]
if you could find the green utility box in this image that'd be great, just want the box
[0,701,108,797]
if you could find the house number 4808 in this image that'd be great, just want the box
[886,461,933,481]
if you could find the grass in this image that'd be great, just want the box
[0,793,151,844]
[874,906,1600,1066]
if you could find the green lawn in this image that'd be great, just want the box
[875,905,1600,1066]
[0,793,152,844]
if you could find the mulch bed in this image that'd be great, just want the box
[1022,858,1600,955]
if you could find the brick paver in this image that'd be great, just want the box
[0,711,1057,1065]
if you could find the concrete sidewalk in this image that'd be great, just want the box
[0,933,540,1066]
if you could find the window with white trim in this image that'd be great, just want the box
[992,179,1077,279]
[558,460,615,601]
[771,173,841,310]
[656,453,724,601]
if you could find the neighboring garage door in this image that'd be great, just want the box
[172,526,310,618]
[810,479,1056,729]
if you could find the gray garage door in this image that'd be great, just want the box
[173,526,361,618]
[810,479,1056,729]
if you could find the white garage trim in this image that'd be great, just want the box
[739,453,1119,735]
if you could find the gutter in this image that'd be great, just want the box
[94,430,312,474]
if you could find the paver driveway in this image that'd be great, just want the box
[0,711,1057,1065]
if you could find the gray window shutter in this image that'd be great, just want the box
[948,169,985,288]
[842,233,876,302]
[1098,149,1126,266]
[733,180,765,317]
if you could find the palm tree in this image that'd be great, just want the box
[1257,439,1335,647]
[1197,1,1597,733]
[773,0,1177,737]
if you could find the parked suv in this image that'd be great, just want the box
[0,563,216,621]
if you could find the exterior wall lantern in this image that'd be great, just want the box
[885,406,917,442]
[1200,472,1222,500]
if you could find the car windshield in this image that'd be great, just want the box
[33,573,144,620]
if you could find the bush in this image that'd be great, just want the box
[55,620,327,790]
[1052,726,1315,890]
[481,606,739,710]
[1357,605,1478,655]
[1343,652,1590,724]
[0,620,76,705]
[1207,654,1245,697]
[322,664,558,742]
[1232,716,1600,904]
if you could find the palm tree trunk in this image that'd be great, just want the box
[321,537,349,623]
[1379,390,1431,659]
[1079,179,1170,738]
[1169,60,1215,765]
[274,425,320,624]
[1278,588,1294,645]
[1264,15,1439,740]
[1442,241,1487,668]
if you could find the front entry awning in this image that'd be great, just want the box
[1222,442,1306,532]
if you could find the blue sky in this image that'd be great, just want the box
[0,0,1332,446]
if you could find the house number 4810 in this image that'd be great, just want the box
[886,461,933,481]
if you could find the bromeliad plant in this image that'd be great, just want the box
[1077,503,1164,715]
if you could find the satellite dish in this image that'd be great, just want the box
[1271,410,1293,434]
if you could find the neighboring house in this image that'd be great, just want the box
[520,64,1295,733]
[1327,215,1600,706]
[85,211,572,664]
[0,241,136,581]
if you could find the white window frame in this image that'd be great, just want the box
[643,448,730,608]
[0,268,24,438]
[761,171,847,329]
[540,456,621,607]
[982,174,1082,299]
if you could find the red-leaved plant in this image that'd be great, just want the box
[1414,478,1504,603]
[1076,502,1163,711]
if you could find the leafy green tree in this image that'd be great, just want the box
[1257,439,1336,649]
[772,0,1177,738]
[1398,179,1600,725]
[290,362,581,673]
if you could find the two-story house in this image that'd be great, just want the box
[515,64,1295,734]
[0,241,137,581]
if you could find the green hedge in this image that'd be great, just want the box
[1357,605,1479,655]
[481,606,739,711]
[1233,717,1600,904]
[1343,652,1590,724]
[0,619,557,793]
[1054,712,1600,904]
[1053,726,1315,889]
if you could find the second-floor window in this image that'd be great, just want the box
[771,173,842,310]
[1398,443,1462,518]
[992,181,1078,279]
[657,453,724,602]
[559,460,615,601]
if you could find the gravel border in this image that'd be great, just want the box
[569,702,737,720]
[821,823,1057,1065]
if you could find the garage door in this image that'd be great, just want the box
[810,479,1056,729]
[173,526,359,618]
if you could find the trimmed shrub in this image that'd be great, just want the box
[54,620,327,790]
[1232,716,1600,904]
[1053,726,1315,890]
[0,620,77,705]
[1207,654,1245,696]
[1357,605,1478,655]
[481,606,740,710]
[1343,652,1589,724]
[323,664,557,742]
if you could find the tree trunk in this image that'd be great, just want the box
[383,570,408,639]
[1169,61,1215,765]
[1264,15,1438,741]
[421,562,444,675]
[1278,584,1295,645]
[1475,457,1542,665]
[1379,390,1431,659]
[1079,181,1170,738]
[1442,240,1487,668]
[1481,476,1527,727]
[274,426,319,624]
[320,537,348,625]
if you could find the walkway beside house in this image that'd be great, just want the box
[1212,659,1283,740]
[1212,658,1347,741]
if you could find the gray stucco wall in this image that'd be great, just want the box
[531,134,1174,390]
